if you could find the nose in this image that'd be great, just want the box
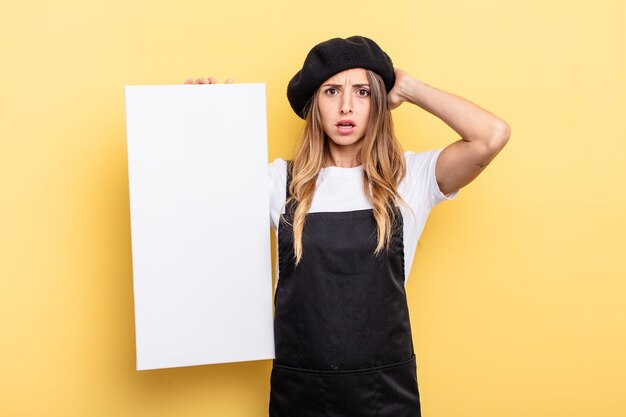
[339,93,353,115]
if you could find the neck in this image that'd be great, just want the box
[324,140,363,168]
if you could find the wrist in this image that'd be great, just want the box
[397,76,426,105]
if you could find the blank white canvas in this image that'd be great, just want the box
[124,83,274,371]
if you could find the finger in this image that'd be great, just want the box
[184,77,193,84]
[196,78,208,84]
[208,77,218,84]
[225,78,234,84]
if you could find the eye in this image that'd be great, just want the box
[324,88,338,96]
[356,88,370,97]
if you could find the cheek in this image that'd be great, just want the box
[317,99,333,123]
[359,101,372,121]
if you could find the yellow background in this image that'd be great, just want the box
[1,0,625,416]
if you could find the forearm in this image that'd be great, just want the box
[386,69,510,193]
[396,76,510,147]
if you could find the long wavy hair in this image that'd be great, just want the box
[285,70,406,265]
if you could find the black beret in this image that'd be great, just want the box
[287,36,395,119]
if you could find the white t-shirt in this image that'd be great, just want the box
[268,147,457,285]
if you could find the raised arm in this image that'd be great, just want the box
[388,69,510,196]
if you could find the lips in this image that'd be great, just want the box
[336,119,356,128]
[335,119,356,135]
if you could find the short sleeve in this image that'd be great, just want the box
[268,158,288,231]
[400,147,458,213]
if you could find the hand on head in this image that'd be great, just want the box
[387,68,411,110]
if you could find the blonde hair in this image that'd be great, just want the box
[285,70,406,264]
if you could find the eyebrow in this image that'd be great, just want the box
[321,83,370,88]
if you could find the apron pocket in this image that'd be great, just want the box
[269,362,326,417]
[269,355,421,417]
[371,355,421,417]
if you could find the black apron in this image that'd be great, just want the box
[269,163,421,417]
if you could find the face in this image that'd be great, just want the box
[316,68,371,149]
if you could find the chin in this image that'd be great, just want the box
[326,135,364,148]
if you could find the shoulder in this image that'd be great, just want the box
[403,148,445,173]
[402,148,446,189]
[268,157,288,179]
[400,147,457,206]
[268,157,289,197]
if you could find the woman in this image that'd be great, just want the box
[186,36,510,417]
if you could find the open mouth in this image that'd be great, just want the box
[336,120,356,128]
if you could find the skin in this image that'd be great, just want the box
[387,68,510,196]
[184,67,511,196]
[316,68,371,168]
